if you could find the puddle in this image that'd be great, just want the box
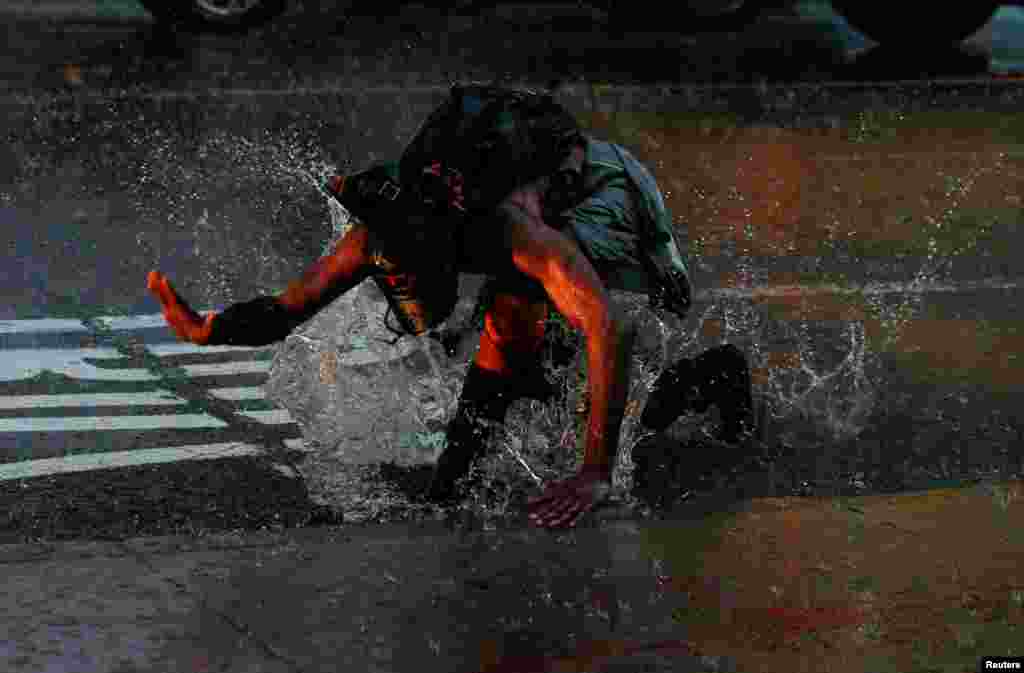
[4,104,341,319]
[573,109,1024,469]
[6,84,1024,670]
[640,480,1024,672]
[253,104,1024,528]
[9,87,1021,574]
[576,109,1021,265]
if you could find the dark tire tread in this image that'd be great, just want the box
[138,0,288,34]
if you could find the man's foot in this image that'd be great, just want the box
[425,413,492,504]
[424,364,514,502]
[707,344,755,445]
[640,358,704,433]
[425,360,559,503]
[641,344,755,445]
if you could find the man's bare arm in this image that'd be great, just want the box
[149,222,375,348]
[211,221,376,346]
[500,187,634,481]
[277,222,374,322]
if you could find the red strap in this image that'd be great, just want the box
[325,175,345,196]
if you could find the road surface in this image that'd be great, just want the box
[1,1,1022,544]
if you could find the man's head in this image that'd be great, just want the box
[324,162,461,338]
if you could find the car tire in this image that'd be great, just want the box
[138,0,288,33]
[830,1,999,45]
[604,0,763,36]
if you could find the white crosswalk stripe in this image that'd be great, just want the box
[180,361,273,377]
[0,438,310,482]
[0,392,189,409]
[207,386,267,401]
[0,311,307,482]
[0,349,161,382]
[146,343,274,356]
[0,387,270,408]
[0,414,230,432]
[0,318,88,334]
[237,409,295,425]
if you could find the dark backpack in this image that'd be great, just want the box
[398,84,585,217]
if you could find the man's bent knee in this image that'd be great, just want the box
[476,293,548,376]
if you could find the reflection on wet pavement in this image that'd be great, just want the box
[3,75,1022,535]
[179,520,737,672]
[2,7,1024,672]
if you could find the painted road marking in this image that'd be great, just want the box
[0,349,273,382]
[0,319,88,334]
[0,387,268,408]
[0,414,229,432]
[207,386,266,401]
[0,438,310,483]
[0,391,188,409]
[147,343,274,356]
[94,313,212,331]
[149,340,412,369]
[0,410,297,432]
[236,409,294,425]
[181,361,273,377]
[0,0,152,20]
[0,316,304,481]
[712,277,1024,300]
[0,348,159,382]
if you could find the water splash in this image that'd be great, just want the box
[260,109,1009,515]
[125,121,340,307]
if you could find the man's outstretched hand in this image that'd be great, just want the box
[146,271,215,345]
[527,468,612,529]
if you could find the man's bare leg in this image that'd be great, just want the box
[427,292,551,503]
[640,343,754,441]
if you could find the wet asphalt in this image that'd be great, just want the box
[0,1,1022,542]
[1,5,1023,673]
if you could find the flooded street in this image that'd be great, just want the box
[1,2,1023,671]
[1,0,1022,546]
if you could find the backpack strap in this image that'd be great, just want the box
[607,143,693,318]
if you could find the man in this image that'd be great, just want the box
[147,84,754,529]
